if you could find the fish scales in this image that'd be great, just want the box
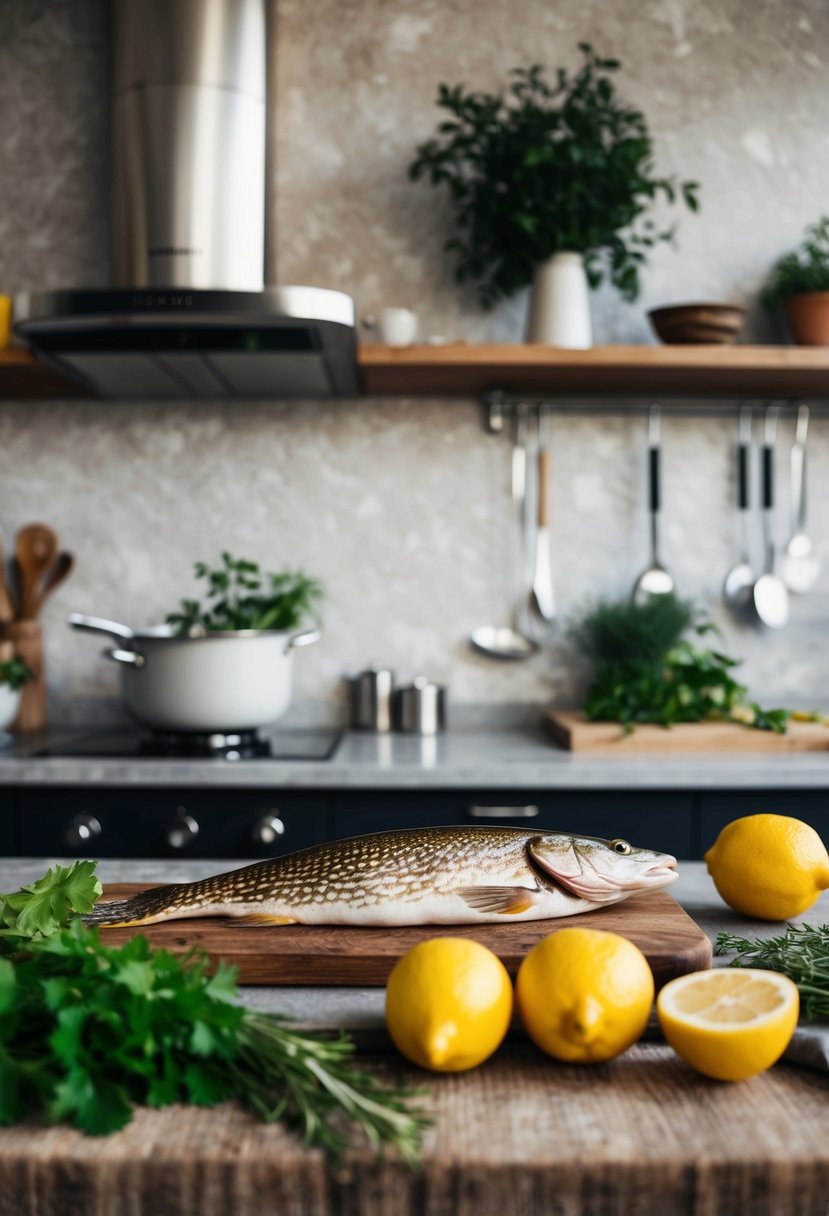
[86,825,678,928]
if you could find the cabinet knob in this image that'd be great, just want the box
[466,804,540,819]
[252,813,285,846]
[65,813,102,847]
[167,808,200,851]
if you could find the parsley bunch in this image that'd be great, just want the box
[0,863,427,1161]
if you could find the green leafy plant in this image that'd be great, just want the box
[409,44,699,308]
[762,216,829,310]
[0,862,428,1160]
[716,924,829,1021]
[571,594,789,733]
[167,552,322,636]
[0,656,32,692]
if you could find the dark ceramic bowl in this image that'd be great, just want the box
[648,303,747,345]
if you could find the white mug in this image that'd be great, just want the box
[364,307,419,346]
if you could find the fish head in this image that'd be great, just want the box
[528,834,678,904]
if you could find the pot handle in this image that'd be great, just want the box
[104,647,146,669]
[284,628,321,655]
[68,612,135,642]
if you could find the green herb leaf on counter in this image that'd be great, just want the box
[166,552,322,636]
[572,595,792,733]
[0,860,101,939]
[716,924,829,1021]
[0,656,33,692]
[0,863,428,1161]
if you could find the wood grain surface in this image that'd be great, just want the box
[0,1043,826,1216]
[546,709,829,753]
[357,342,829,398]
[96,885,711,988]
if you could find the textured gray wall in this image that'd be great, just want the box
[0,0,828,720]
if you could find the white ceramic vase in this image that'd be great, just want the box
[525,251,592,348]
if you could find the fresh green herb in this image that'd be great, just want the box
[409,44,699,308]
[0,860,101,939]
[572,595,790,733]
[762,216,829,310]
[0,656,33,692]
[167,552,322,636]
[0,863,428,1161]
[716,924,829,1021]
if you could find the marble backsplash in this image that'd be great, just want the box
[0,0,828,722]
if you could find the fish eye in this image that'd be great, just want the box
[611,839,632,855]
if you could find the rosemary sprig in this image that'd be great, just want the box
[233,1015,429,1164]
[715,924,829,1020]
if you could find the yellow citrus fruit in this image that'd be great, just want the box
[657,967,799,1081]
[515,927,654,1063]
[384,937,512,1072]
[704,814,829,921]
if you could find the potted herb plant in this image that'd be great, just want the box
[0,655,33,731]
[409,44,699,346]
[762,216,829,345]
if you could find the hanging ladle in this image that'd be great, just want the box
[751,404,789,630]
[471,404,537,660]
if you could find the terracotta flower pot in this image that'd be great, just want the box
[783,292,829,345]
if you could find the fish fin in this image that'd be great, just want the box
[228,912,298,926]
[529,840,583,880]
[94,914,159,928]
[456,886,539,915]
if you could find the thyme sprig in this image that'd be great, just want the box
[715,924,829,1021]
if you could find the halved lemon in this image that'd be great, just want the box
[657,967,799,1081]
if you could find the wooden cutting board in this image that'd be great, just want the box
[546,709,829,753]
[96,884,711,989]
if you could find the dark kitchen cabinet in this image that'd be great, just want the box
[0,787,16,854]
[697,792,829,857]
[334,790,693,860]
[15,789,333,859]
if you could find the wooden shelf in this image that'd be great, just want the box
[358,343,829,399]
[4,343,829,402]
[0,349,91,399]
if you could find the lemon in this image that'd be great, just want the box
[704,814,829,921]
[385,937,512,1072]
[657,967,799,1081]
[515,927,654,1063]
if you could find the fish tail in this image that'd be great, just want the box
[84,883,188,927]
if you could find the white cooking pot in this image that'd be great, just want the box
[68,613,320,733]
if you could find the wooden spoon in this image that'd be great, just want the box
[15,523,58,620]
[0,531,14,626]
[34,550,75,615]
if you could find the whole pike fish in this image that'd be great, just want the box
[86,826,678,928]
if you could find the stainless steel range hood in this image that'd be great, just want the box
[17,0,358,398]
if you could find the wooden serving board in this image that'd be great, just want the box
[96,884,711,989]
[546,708,829,753]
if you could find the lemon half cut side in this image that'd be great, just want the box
[657,967,799,1081]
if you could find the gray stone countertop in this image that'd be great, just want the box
[0,856,825,1070]
[2,721,829,789]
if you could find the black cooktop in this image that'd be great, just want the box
[23,727,343,762]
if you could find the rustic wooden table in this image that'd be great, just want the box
[0,860,825,1216]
